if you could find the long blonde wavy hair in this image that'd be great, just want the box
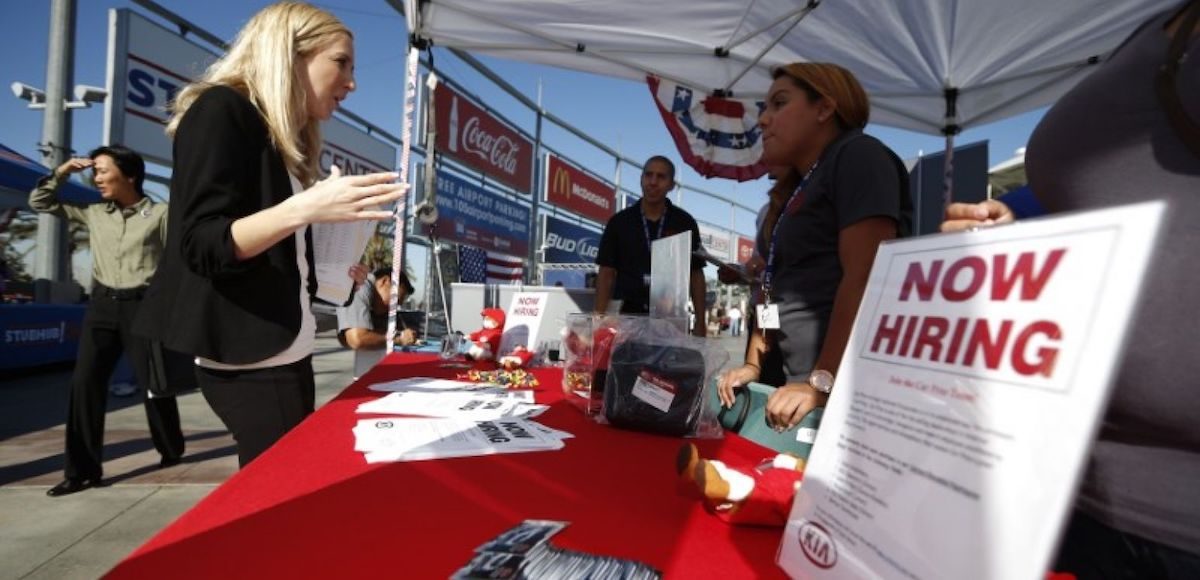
[166,2,351,186]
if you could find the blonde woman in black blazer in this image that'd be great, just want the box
[136,2,403,467]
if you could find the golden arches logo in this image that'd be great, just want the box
[552,166,572,198]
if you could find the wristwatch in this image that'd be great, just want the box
[807,369,835,394]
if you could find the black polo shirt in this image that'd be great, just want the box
[596,199,705,313]
[771,129,912,381]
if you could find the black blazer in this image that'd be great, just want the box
[135,85,320,364]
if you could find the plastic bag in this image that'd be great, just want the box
[600,317,728,438]
[560,313,619,415]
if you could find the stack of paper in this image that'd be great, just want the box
[358,377,549,420]
[353,417,573,463]
[353,376,569,463]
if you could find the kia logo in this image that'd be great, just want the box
[798,520,838,569]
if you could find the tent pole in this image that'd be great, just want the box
[721,1,819,95]
[941,88,960,211]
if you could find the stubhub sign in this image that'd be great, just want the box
[543,215,601,264]
[104,9,393,174]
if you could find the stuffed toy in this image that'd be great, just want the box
[674,444,1081,580]
[467,308,506,361]
[676,443,805,527]
[498,345,535,370]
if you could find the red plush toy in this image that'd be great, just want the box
[498,345,535,370]
[675,444,1079,580]
[467,308,505,361]
[677,443,805,527]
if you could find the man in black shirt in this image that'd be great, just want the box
[594,156,707,337]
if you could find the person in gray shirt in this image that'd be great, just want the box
[944,2,1200,576]
[337,267,415,377]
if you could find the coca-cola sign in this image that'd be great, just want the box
[435,84,534,193]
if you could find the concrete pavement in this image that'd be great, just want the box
[0,329,750,579]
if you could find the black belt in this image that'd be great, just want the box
[94,283,148,301]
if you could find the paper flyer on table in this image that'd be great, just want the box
[353,417,568,463]
[312,219,377,304]
[778,203,1165,580]
[356,389,538,420]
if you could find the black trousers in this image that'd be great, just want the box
[196,356,315,468]
[65,290,184,480]
[1054,510,1200,579]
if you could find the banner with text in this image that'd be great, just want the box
[434,83,534,193]
[542,215,601,265]
[697,223,733,262]
[779,203,1164,580]
[543,154,616,223]
[423,170,530,256]
[105,9,394,173]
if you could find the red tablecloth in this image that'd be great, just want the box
[108,354,790,579]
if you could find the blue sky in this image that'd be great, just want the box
[1,0,1045,299]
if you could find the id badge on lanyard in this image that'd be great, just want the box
[757,303,780,330]
[760,161,818,333]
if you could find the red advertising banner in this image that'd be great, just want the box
[544,154,616,223]
[434,84,534,193]
[737,235,755,264]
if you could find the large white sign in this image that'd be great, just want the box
[104,9,394,174]
[779,203,1164,580]
[499,292,548,356]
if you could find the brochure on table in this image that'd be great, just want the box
[779,203,1164,580]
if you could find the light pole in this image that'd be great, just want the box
[9,0,107,302]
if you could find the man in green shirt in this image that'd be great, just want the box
[30,145,184,497]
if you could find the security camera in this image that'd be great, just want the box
[73,85,107,104]
[11,82,46,104]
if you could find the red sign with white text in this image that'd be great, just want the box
[737,236,755,264]
[435,84,534,193]
[544,154,616,223]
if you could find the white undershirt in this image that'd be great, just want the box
[196,174,315,370]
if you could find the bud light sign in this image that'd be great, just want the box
[542,216,601,264]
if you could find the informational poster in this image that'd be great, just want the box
[422,170,531,256]
[650,231,691,329]
[779,203,1164,580]
[499,292,549,356]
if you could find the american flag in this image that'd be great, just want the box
[647,75,768,182]
[458,246,524,284]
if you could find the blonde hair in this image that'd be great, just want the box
[167,2,351,185]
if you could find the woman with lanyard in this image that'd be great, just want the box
[717,63,912,430]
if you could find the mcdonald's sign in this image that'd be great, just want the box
[543,154,616,223]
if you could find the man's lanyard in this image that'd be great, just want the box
[640,204,669,253]
[762,161,819,302]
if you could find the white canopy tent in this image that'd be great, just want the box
[390,0,1177,198]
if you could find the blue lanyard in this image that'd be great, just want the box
[763,162,819,301]
[640,205,668,252]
